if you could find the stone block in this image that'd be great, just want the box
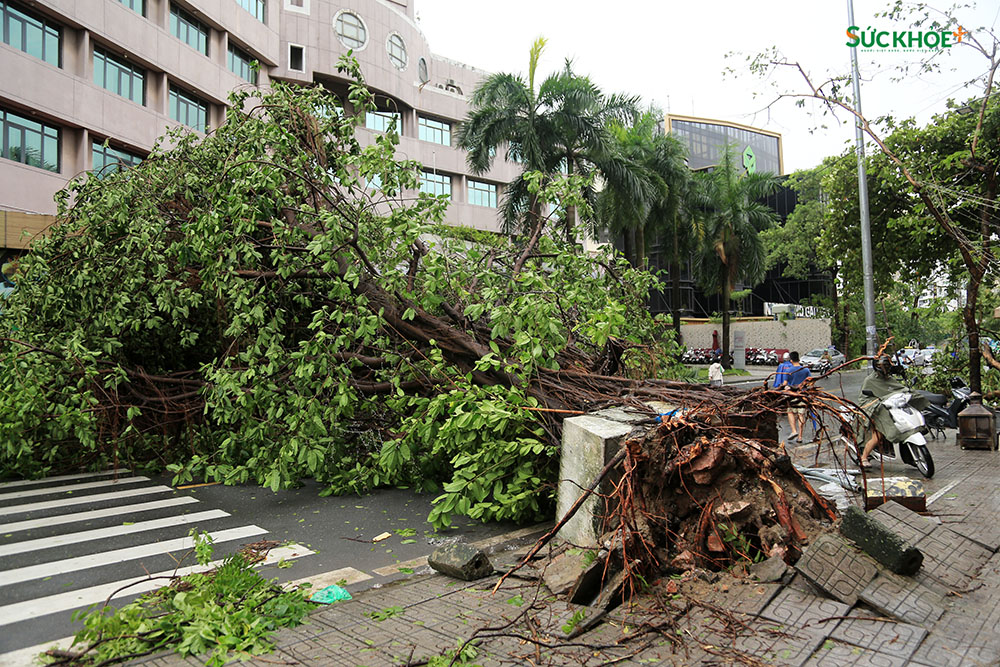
[541,548,593,596]
[840,505,923,575]
[864,476,926,512]
[428,543,493,581]
[750,554,788,583]
[556,415,632,547]
[794,533,879,606]
[590,569,625,609]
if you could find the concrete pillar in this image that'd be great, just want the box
[555,415,633,548]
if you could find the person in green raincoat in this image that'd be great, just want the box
[857,356,928,466]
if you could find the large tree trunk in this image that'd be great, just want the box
[722,270,731,370]
[830,266,842,352]
[636,224,646,268]
[671,228,682,344]
[623,228,636,267]
[965,277,983,394]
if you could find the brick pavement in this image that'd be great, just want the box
[127,436,1000,666]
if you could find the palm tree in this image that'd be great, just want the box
[696,146,780,367]
[458,39,639,239]
[595,113,694,341]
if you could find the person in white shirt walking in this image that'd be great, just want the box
[708,360,724,387]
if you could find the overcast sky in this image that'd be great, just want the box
[414,0,999,173]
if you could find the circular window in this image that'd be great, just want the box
[386,33,407,70]
[334,11,367,50]
[417,57,429,84]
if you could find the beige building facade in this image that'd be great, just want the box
[0,0,519,252]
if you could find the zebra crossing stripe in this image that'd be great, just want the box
[0,497,199,534]
[0,525,267,586]
[0,485,175,517]
[0,476,150,501]
[0,469,123,490]
[0,544,314,628]
[0,510,230,557]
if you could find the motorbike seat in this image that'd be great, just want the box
[916,390,947,406]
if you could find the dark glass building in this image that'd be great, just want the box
[643,115,831,318]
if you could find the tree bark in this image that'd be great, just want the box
[671,227,682,344]
[722,268,731,370]
[636,223,646,268]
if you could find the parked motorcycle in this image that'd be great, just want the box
[916,377,971,439]
[841,360,935,478]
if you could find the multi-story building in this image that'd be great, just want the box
[645,114,831,318]
[0,0,519,260]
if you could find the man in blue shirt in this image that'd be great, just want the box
[773,353,796,439]
[785,351,812,442]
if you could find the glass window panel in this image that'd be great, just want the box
[169,86,208,132]
[468,180,496,208]
[386,33,406,69]
[335,12,366,49]
[117,0,145,15]
[2,1,60,66]
[419,171,450,198]
[365,111,399,134]
[92,140,142,176]
[228,44,257,84]
[94,47,144,105]
[237,0,265,22]
[170,4,208,55]
[1,107,59,172]
[418,117,450,146]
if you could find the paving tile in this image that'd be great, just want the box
[910,625,1000,667]
[913,524,992,590]
[803,638,907,666]
[828,607,926,659]
[759,587,850,634]
[870,500,938,542]
[688,580,783,618]
[859,571,946,626]
[946,520,1000,552]
[794,534,879,605]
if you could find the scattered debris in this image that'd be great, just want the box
[428,543,494,580]
[372,531,393,543]
[864,476,926,511]
[310,584,352,604]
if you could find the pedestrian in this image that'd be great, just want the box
[785,351,812,443]
[774,352,792,388]
[708,359,724,387]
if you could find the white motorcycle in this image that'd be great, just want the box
[842,377,935,479]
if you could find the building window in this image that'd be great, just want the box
[334,11,366,50]
[117,0,145,16]
[468,180,497,208]
[1,1,60,67]
[386,32,406,70]
[169,85,208,132]
[283,0,307,11]
[94,47,145,105]
[417,57,429,84]
[237,0,265,23]
[366,173,381,191]
[1,107,59,172]
[92,140,141,176]
[365,110,399,134]
[288,44,304,71]
[170,4,208,55]
[419,171,450,199]
[418,116,450,146]
[227,44,257,84]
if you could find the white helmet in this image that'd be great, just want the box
[782,352,790,360]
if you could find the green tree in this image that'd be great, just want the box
[0,60,683,529]
[696,146,780,366]
[458,38,639,239]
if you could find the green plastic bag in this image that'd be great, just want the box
[310,584,352,604]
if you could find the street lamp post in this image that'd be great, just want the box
[847,0,879,359]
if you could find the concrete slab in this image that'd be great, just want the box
[794,533,879,605]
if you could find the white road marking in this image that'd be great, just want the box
[0,634,75,667]
[0,470,123,490]
[0,476,149,501]
[0,525,267,586]
[927,480,961,506]
[0,510,230,557]
[0,497,199,534]
[0,485,175,517]
[288,566,372,590]
[0,544,314,629]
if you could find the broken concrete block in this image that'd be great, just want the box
[749,555,788,583]
[670,550,696,571]
[687,446,726,484]
[706,533,726,552]
[592,569,626,609]
[428,543,493,580]
[864,476,926,512]
[840,505,923,576]
[859,571,947,625]
[567,553,608,605]
[715,500,751,521]
[794,534,878,606]
[543,549,595,596]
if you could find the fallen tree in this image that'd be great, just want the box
[0,58,695,527]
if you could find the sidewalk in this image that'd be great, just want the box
[129,434,1000,666]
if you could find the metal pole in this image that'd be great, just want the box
[847,0,878,358]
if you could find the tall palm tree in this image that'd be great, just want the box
[458,39,639,238]
[696,146,780,367]
[595,113,694,341]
